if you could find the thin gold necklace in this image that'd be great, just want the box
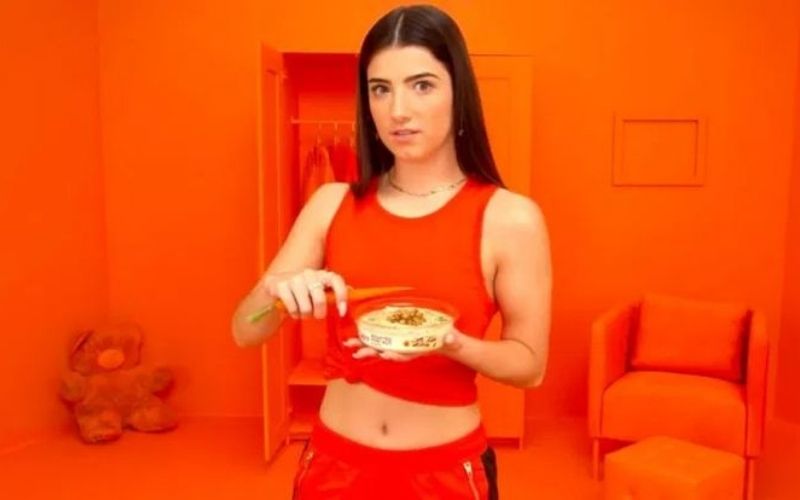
[386,170,468,197]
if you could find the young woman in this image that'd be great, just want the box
[232,5,551,499]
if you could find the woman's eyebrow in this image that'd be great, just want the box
[368,72,440,84]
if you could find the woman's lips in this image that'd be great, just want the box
[391,130,419,142]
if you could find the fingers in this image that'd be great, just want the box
[354,347,418,361]
[342,337,362,348]
[342,337,419,362]
[352,346,382,359]
[289,274,313,318]
[304,269,327,319]
[342,337,379,359]
[324,271,349,317]
[262,268,348,320]
[378,350,420,362]
[274,281,299,318]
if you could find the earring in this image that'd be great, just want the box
[458,128,464,137]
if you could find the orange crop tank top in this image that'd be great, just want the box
[322,175,499,406]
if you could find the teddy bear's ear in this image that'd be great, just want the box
[70,330,94,357]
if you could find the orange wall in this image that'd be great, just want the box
[97,1,265,417]
[777,35,800,423]
[0,0,107,449]
[523,1,800,418]
[96,0,800,421]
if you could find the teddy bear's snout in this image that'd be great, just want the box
[97,348,125,369]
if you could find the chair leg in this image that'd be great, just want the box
[745,458,755,500]
[592,438,601,480]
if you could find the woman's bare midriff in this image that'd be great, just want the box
[318,378,482,450]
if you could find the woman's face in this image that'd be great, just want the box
[366,45,454,162]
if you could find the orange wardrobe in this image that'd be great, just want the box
[258,46,535,462]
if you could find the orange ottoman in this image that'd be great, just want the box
[604,436,745,500]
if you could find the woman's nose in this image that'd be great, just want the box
[389,90,411,121]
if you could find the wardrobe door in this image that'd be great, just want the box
[258,43,293,462]
[471,55,534,447]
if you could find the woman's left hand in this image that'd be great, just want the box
[342,329,466,362]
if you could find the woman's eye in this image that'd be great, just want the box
[415,81,433,92]
[370,85,388,96]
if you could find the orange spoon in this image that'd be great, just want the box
[246,286,413,323]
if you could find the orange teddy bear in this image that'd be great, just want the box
[59,323,178,443]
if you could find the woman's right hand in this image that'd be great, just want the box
[260,269,348,320]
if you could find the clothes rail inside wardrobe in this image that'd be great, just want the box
[290,119,355,126]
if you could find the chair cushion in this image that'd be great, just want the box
[602,371,746,454]
[631,294,749,382]
[604,436,745,499]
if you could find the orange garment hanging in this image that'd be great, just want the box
[302,135,336,203]
[331,132,358,184]
[341,134,358,183]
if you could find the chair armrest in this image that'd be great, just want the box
[745,310,769,456]
[588,302,637,437]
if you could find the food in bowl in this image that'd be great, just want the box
[353,297,459,353]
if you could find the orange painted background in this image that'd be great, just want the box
[777,33,800,422]
[3,0,800,449]
[1,0,107,449]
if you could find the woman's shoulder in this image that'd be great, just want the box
[311,182,351,204]
[301,182,353,229]
[483,187,547,238]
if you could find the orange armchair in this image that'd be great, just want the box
[588,294,769,497]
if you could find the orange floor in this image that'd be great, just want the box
[1,417,798,499]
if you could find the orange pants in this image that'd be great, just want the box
[292,417,498,499]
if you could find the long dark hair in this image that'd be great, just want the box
[352,4,505,197]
